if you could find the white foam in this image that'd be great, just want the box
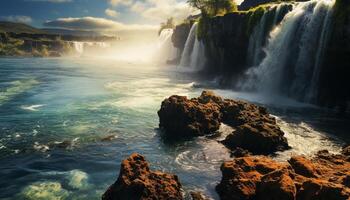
[275,117,344,161]
[21,181,70,200]
[21,104,44,111]
[67,170,90,190]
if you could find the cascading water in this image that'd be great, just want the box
[156,29,179,63]
[246,3,292,67]
[180,23,206,70]
[190,37,206,70]
[71,41,110,55]
[72,42,84,54]
[179,23,197,67]
[242,0,336,102]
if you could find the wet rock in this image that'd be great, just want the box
[288,156,318,178]
[217,148,350,200]
[230,147,252,158]
[158,90,289,154]
[158,92,222,137]
[216,156,291,200]
[190,191,209,200]
[342,145,350,156]
[221,99,275,127]
[257,169,296,200]
[102,153,183,200]
[222,122,289,154]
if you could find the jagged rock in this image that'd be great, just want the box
[222,122,289,154]
[158,92,222,137]
[216,156,292,200]
[342,145,350,156]
[190,192,209,200]
[216,148,350,200]
[158,91,289,154]
[221,99,275,126]
[231,147,252,157]
[102,153,183,200]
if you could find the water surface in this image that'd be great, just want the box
[0,58,348,199]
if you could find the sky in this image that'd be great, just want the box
[0,0,198,32]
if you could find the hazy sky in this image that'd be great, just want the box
[0,0,243,31]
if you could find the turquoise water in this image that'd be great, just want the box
[0,58,348,199]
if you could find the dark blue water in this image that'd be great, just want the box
[0,57,348,199]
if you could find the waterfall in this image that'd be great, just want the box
[247,4,292,67]
[72,42,84,54]
[179,23,197,67]
[71,41,110,55]
[190,37,206,70]
[242,0,336,102]
[179,23,206,70]
[157,28,178,63]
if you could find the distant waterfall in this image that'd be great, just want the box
[180,23,206,69]
[157,29,178,63]
[70,41,110,55]
[72,42,84,54]
[242,0,336,102]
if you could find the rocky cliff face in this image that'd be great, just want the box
[172,0,350,111]
[197,4,291,86]
[317,0,350,110]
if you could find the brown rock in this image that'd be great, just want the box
[158,91,289,154]
[102,153,183,200]
[158,91,222,137]
[342,145,350,156]
[216,156,291,200]
[257,169,296,200]
[288,156,318,178]
[223,122,289,154]
[190,191,209,200]
[217,147,350,200]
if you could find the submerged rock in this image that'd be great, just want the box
[216,148,350,200]
[158,90,289,154]
[102,153,183,200]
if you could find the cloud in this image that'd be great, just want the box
[44,17,157,31]
[130,2,147,13]
[129,0,196,23]
[109,0,132,7]
[105,8,120,18]
[0,15,33,24]
[27,0,72,2]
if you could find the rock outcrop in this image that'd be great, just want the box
[222,122,289,154]
[158,91,289,154]
[102,153,183,200]
[216,149,350,200]
[158,91,222,137]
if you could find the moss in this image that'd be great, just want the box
[197,16,210,40]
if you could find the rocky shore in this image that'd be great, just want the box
[103,91,350,199]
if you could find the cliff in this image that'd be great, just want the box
[197,3,292,86]
[172,0,350,111]
[317,0,350,110]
